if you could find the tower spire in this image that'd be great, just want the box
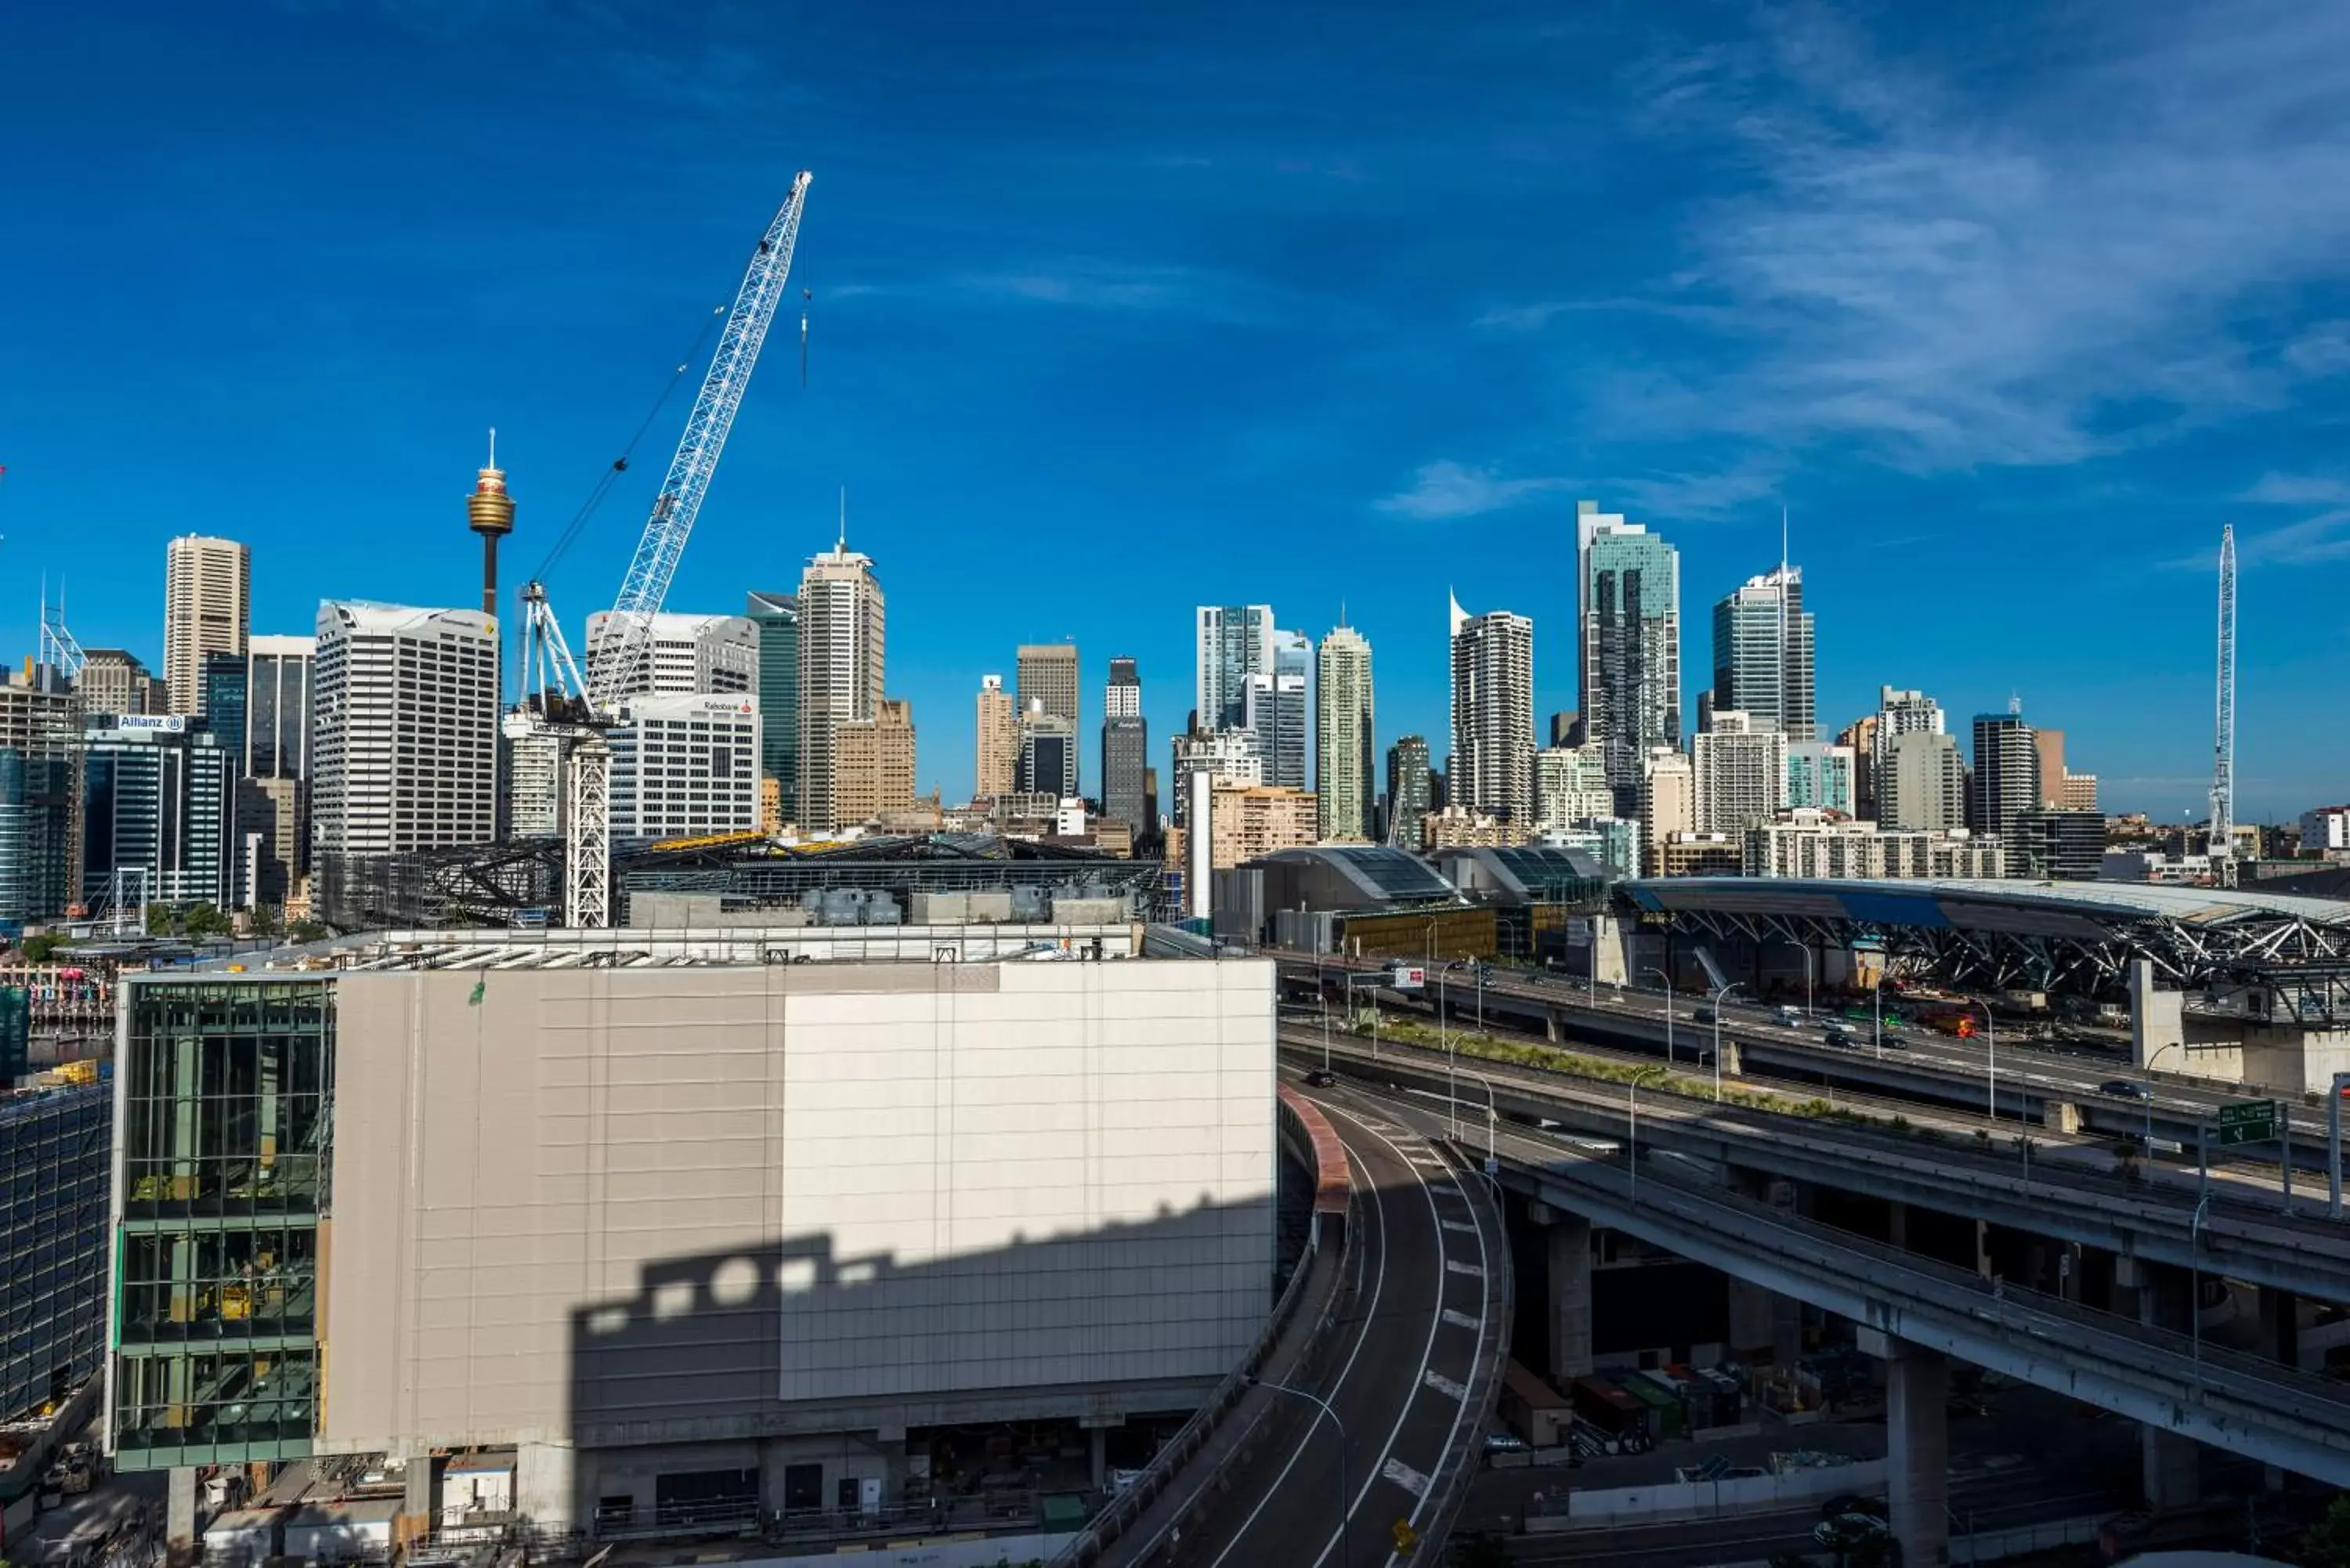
[837,484,847,553]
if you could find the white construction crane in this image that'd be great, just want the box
[2208,522,2237,887]
[562,171,814,927]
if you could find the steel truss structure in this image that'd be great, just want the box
[619,833,1170,920]
[1630,878,2350,1022]
[316,840,564,930]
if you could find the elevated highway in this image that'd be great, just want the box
[1282,1028,2350,1306]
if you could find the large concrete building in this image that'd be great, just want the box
[1692,711,1786,834]
[1971,709,2041,839]
[833,698,916,827]
[1880,730,1968,833]
[584,612,759,701]
[1534,746,1613,833]
[1711,565,1814,742]
[1746,811,2006,879]
[107,952,1274,1536]
[610,694,762,842]
[1015,645,1079,730]
[76,650,157,719]
[974,675,1018,800]
[1315,628,1374,842]
[796,544,885,833]
[311,603,501,860]
[81,715,237,909]
[1639,747,1695,876]
[164,535,250,717]
[1101,658,1148,834]
[1195,605,1274,732]
[1449,596,1535,826]
[1206,784,1318,868]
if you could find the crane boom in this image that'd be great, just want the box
[2209,522,2237,883]
[586,171,812,716]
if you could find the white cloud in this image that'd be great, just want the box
[1375,461,1571,520]
[2240,472,2350,507]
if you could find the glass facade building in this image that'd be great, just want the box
[1,1078,110,1422]
[82,717,236,909]
[201,654,249,775]
[110,977,334,1469]
[746,591,799,813]
[0,750,74,924]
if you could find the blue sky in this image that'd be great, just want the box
[5,0,2349,819]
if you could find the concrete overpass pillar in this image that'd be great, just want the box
[2131,958,2185,1071]
[517,1440,578,1533]
[403,1454,437,1532]
[166,1465,199,1552]
[1883,1337,1951,1566]
[2259,1285,2301,1369]
[1887,1199,1908,1250]
[1547,1213,1593,1381]
[2137,1266,2202,1509]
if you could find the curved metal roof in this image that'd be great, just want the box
[1628,876,2350,932]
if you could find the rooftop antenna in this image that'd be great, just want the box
[837,484,846,552]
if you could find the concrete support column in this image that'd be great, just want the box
[1727,1281,1775,1361]
[1972,1219,1994,1281]
[1547,1213,1593,1382]
[1771,1293,1803,1368]
[2131,958,2185,1070]
[1089,1428,1106,1489]
[404,1454,436,1526]
[2138,1266,2202,1509]
[517,1440,578,1534]
[1885,1339,1950,1567]
[166,1465,200,1551]
[2259,1285,2301,1370]
[1887,1199,1908,1251]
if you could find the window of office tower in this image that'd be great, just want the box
[111,978,334,1467]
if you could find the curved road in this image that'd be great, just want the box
[1165,1087,1495,1568]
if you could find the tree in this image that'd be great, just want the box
[180,904,233,940]
[143,902,173,937]
[252,903,284,937]
[2301,1493,2350,1568]
[289,919,327,945]
[20,934,63,964]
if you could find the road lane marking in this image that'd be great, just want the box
[1441,1219,1477,1234]
[1446,1259,1484,1277]
[1381,1457,1429,1497]
[1424,1369,1466,1400]
[1442,1307,1479,1330]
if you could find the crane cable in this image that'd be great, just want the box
[524,303,728,587]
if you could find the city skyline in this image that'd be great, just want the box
[5,4,2348,817]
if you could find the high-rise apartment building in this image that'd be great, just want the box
[501,715,572,840]
[81,716,237,909]
[1639,748,1695,876]
[1016,645,1079,724]
[1244,671,1309,793]
[1195,605,1275,732]
[833,698,916,826]
[975,675,1018,798]
[164,535,250,716]
[1171,728,1263,829]
[585,612,758,699]
[1449,596,1535,825]
[1873,687,1945,819]
[1693,711,1787,833]
[2011,808,2102,880]
[796,544,884,833]
[310,604,500,859]
[1535,746,1614,831]
[1385,736,1432,851]
[1712,566,1814,741]
[1101,659,1148,833]
[2030,728,2100,813]
[1880,731,1968,832]
[1970,709,2040,840]
[1206,784,1318,869]
[1315,629,1374,841]
[609,695,761,841]
[746,592,800,815]
[1784,742,1856,815]
[1577,501,1682,815]
[1838,714,1879,818]
[75,651,153,718]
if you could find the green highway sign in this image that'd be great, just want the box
[2216,1098,2282,1147]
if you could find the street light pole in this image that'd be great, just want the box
[1462,1067,1500,1165]
[1643,966,1674,1067]
[1711,981,1742,1104]
[1248,1378,1350,1567]
[1629,1068,1665,1204]
[2146,1042,2183,1151]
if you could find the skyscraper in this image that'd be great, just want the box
[1385,736,1432,850]
[1970,708,2040,840]
[833,699,917,826]
[1449,595,1536,826]
[746,591,800,814]
[975,675,1018,798]
[1101,658,1148,832]
[310,603,501,860]
[1244,670,1309,793]
[164,534,250,716]
[1692,711,1787,833]
[1016,645,1079,725]
[1016,701,1078,798]
[1874,688,1946,823]
[1315,628,1374,841]
[610,695,761,841]
[1535,746,1614,830]
[1195,605,1275,732]
[81,716,237,909]
[1880,731,1967,832]
[75,651,153,718]
[1712,566,1814,740]
[795,542,884,833]
[1639,748,1695,876]
[1576,501,1682,815]
[202,653,248,772]
[585,612,759,699]
[1784,741,1856,814]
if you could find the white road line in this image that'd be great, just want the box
[1424,1369,1466,1400]
[1202,1109,1391,1568]
[1441,1219,1477,1234]
[1402,1142,1496,1564]
[1442,1307,1480,1330]
[1445,1259,1484,1277]
[1381,1456,1430,1497]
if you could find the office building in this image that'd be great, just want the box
[1206,784,1318,868]
[240,634,316,899]
[975,675,1018,799]
[1873,687,1945,818]
[1784,742,1856,815]
[609,694,761,842]
[311,603,501,860]
[1419,805,1524,851]
[163,534,250,716]
[81,715,237,909]
[1970,708,2040,838]
[1016,702,1077,799]
[1639,748,1695,876]
[1534,746,1614,832]
[0,1079,107,1423]
[1549,712,1584,749]
[1746,812,2005,880]
[584,611,758,700]
[1449,595,1535,825]
[1879,731,1968,833]
[1244,670,1309,794]
[833,698,916,827]
[107,952,1273,1532]
[1657,832,1744,877]
[1576,501,1682,814]
[1312,630,1374,842]
[1102,659,1148,833]
[1195,605,1275,732]
[1017,644,1080,727]
[76,650,154,718]
[501,714,572,839]
[1711,565,1815,741]
[0,750,73,925]
[2303,806,2350,853]
[1692,711,1787,833]
[1838,714,1878,818]
[1385,736,1432,851]
[2030,728,2099,812]
[796,543,885,833]
[201,652,248,778]
[2011,808,2103,881]
[746,591,801,815]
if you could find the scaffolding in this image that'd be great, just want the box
[0,1081,109,1423]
